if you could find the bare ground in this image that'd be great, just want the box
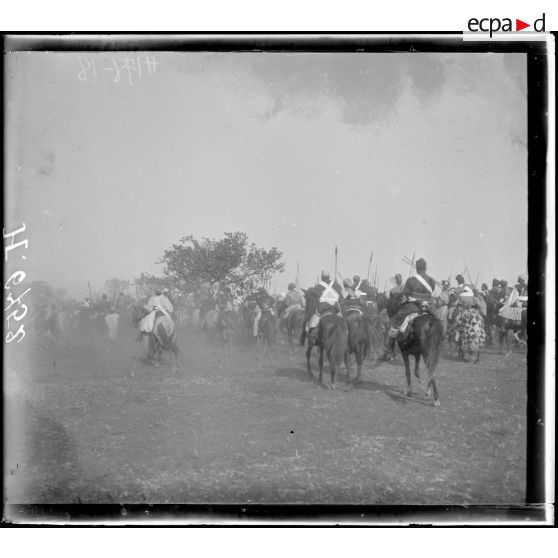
[4,324,527,505]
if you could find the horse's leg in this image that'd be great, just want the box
[318,345,324,386]
[306,340,313,377]
[402,350,412,397]
[425,377,440,407]
[505,329,512,355]
[142,335,154,364]
[413,354,421,380]
[354,344,363,384]
[329,356,337,390]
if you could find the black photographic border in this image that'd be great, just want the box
[1,31,552,526]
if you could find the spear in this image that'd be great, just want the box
[408,252,415,279]
[465,266,474,287]
[373,266,378,288]
[474,273,480,290]
[401,256,443,288]
[367,250,374,281]
[88,281,93,303]
[334,245,338,283]
[296,260,300,290]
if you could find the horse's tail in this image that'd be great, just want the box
[425,317,443,372]
[325,317,347,365]
[155,317,176,350]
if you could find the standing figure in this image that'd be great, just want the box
[435,280,451,337]
[105,307,120,344]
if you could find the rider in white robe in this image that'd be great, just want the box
[140,290,174,333]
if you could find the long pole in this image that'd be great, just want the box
[296,260,300,290]
[408,253,415,279]
[334,245,338,284]
[465,266,474,287]
[367,250,374,281]
[88,281,93,303]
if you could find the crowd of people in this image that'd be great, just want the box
[33,260,527,358]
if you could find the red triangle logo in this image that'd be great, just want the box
[516,19,530,31]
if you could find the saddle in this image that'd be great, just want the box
[498,306,523,322]
[388,312,421,341]
[345,302,364,316]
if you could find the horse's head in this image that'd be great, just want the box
[303,289,319,322]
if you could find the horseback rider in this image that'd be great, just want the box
[352,274,365,297]
[515,274,528,299]
[498,274,527,322]
[385,273,405,318]
[498,280,510,304]
[305,271,343,332]
[246,284,275,337]
[384,258,436,359]
[343,278,358,300]
[390,274,403,296]
[139,288,174,338]
[281,282,304,324]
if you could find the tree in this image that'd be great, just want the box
[135,273,175,299]
[159,232,284,294]
[104,278,129,301]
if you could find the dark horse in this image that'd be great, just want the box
[277,300,304,351]
[258,309,277,351]
[344,301,370,383]
[302,290,348,389]
[132,305,179,372]
[397,313,443,406]
[241,301,276,348]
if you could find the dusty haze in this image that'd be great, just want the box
[5,50,527,297]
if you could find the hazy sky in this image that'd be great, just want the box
[5,50,527,296]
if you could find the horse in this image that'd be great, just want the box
[132,305,179,372]
[302,289,348,389]
[257,309,277,352]
[344,301,370,383]
[495,307,527,354]
[277,299,304,352]
[396,312,443,406]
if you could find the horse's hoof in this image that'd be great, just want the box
[433,400,440,407]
